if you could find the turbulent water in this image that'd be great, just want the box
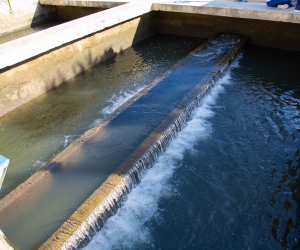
[83,46,300,250]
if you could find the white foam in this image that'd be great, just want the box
[83,69,237,250]
[64,135,78,148]
[101,86,146,116]
[90,118,102,128]
[31,160,47,170]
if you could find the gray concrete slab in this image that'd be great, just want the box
[41,0,300,25]
[40,0,126,8]
[0,0,299,70]
[153,0,300,23]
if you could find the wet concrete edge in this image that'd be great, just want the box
[40,35,249,249]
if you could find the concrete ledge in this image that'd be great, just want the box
[40,0,300,24]
[152,1,300,24]
[0,2,152,70]
[40,0,126,8]
[2,0,298,71]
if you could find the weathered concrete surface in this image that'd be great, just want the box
[157,12,300,50]
[0,2,152,70]
[0,0,56,36]
[40,0,126,8]
[0,3,154,118]
[40,35,249,250]
[0,230,13,250]
[152,1,300,24]
[42,0,300,24]
[0,0,299,119]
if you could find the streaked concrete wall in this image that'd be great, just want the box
[0,0,56,36]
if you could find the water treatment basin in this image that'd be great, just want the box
[0,1,299,249]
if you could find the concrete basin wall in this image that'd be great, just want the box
[0,0,56,36]
[56,6,105,20]
[0,3,155,118]
[1,1,300,119]
[156,11,300,51]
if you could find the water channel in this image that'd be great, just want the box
[83,46,300,250]
[0,33,298,250]
[0,34,203,199]
[0,34,206,249]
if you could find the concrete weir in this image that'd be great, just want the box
[38,35,249,249]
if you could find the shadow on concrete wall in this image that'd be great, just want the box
[31,2,56,27]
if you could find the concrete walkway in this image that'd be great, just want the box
[41,0,300,24]
[0,2,152,69]
[0,0,299,70]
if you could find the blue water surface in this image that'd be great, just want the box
[84,45,300,250]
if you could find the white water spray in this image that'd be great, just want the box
[83,70,237,250]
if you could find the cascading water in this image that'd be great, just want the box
[44,34,248,250]
[82,66,233,250]
[0,33,247,250]
[62,106,201,249]
[84,46,300,250]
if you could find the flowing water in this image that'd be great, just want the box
[0,34,241,250]
[0,34,203,199]
[83,46,300,250]
[0,34,208,249]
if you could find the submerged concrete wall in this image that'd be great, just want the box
[0,0,56,36]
